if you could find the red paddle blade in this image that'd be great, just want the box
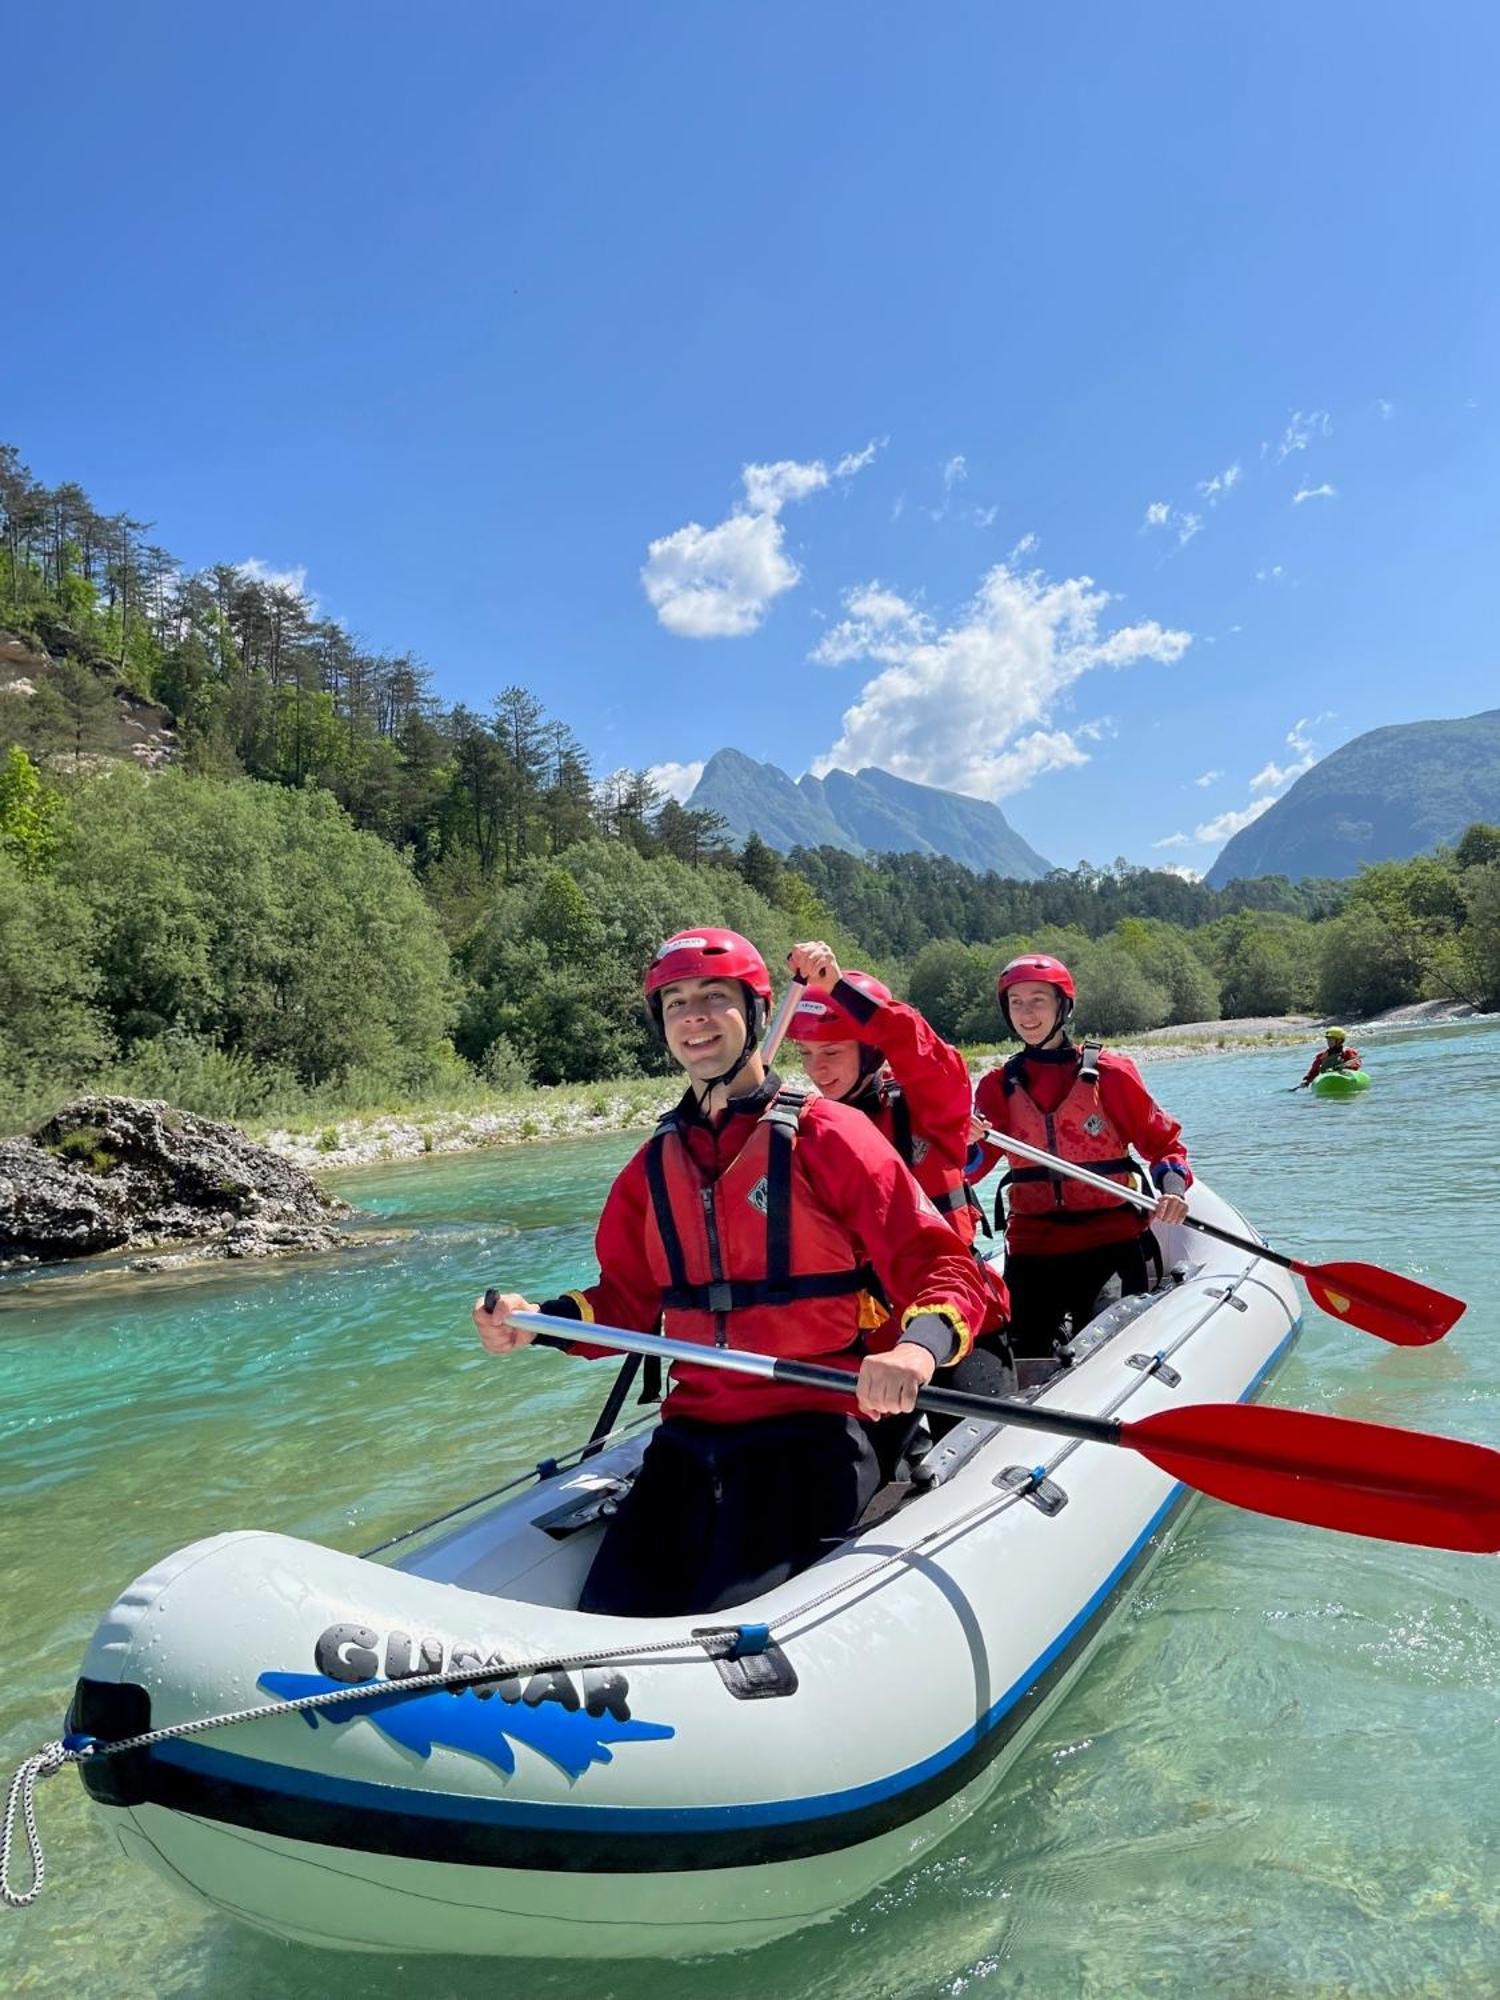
[1297,1258,1466,1346]
[1125,1403,1500,1553]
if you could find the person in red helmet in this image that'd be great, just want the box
[474,927,993,1618]
[967,954,1192,1370]
[784,939,985,1249]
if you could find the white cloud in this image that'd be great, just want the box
[890,494,905,522]
[1195,797,1277,842]
[1292,482,1337,505]
[642,511,802,639]
[1255,563,1284,582]
[237,558,315,607]
[1197,462,1242,501]
[810,559,1190,800]
[1156,714,1329,851]
[642,443,880,639]
[974,505,998,529]
[1276,410,1332,460]
[1376,398,1395,420]
[1142,501,1171,529]
[1009,531,1039,560]
[942,454,968,491]
[1177,512,1203,546]
[1193,769,1222,788]
[645,759,705,803]
[1159,862,1204,881]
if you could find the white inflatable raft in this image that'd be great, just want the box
[72,1183,1299,1959]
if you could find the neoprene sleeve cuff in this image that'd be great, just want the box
[900,1305,971,1366]
[535,1291,585,1353]
[832,975,881,1027]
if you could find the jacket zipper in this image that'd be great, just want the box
[701,1186,729,1345]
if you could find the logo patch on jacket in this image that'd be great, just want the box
[746,1176,770,1215]
[910,1135,930,1165]
[1082,1113,1107,1136]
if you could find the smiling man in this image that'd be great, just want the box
[474,927,993,1618]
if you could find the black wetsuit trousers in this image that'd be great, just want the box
[578,1411,882,1619]
[1001,1233,1155,1358]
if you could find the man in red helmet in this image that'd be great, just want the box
[474,927,993,1618]
[967,954,1192,1369]
[784,938,985,1249]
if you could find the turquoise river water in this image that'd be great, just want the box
[3,1021,1498,1998]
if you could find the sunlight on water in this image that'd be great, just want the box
[3,1023,1498,1996]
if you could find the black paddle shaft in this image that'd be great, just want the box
[769,1352,1123,1444]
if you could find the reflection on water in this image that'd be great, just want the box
[3,1024,1498,1997]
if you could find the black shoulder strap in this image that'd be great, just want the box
[644,1124,691,1293]
[1079,1039,1103,1085]
[884,1082,916,1166]
[1001,1050,1028,1096]
[760,1084,812,1302]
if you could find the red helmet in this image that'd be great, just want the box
[996,954,1076,1003]
[787,970,892,1043]
[996,953,1075,1037]
[643,929,773,1013]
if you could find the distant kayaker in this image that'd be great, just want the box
[473,928,998,1618]
[783,940,987,1250]
[967,953,1191,1369]
[1296,1026,1362,1089]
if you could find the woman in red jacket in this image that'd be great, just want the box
[968,954,1190,1367]
[783,939,984,1248]
[474,928,995,1619]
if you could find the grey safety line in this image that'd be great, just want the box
[1,1624,726,1912]
[4,1258,1273,1913]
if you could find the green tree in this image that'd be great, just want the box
[1112,917,1219,1024]
[56,767,458,1087]
[0,745,64,876]
[1453,823,1500,871]
[1315,904,1423,1017]
[0,857,113,1111]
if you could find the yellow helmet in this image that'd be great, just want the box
[1326,1026,1347,1043]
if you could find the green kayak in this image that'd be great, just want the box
[1311,1066,1372,1099]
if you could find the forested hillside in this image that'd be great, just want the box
[4,442,1500,1135]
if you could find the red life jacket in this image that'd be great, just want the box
[992,1042,1147,1226]
[642,1085,886,1368]
[872,1079,982,1248]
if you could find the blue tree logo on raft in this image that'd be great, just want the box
[258,1623,674,1782]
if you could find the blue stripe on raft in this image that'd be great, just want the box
[151,1316,1301,1839]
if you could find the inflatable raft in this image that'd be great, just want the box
[1311,1067,1372,1099]
[70,1182,1300,1959]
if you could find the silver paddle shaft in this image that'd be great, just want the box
[978,1125,1164,1215]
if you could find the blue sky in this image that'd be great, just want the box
[5,2,1497,873]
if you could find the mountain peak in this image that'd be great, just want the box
[687,748,1053,878]
[1206,706,1500,886]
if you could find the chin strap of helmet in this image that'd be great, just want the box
[692,984,767,1114]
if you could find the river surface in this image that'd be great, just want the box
[3,1022,1498,1997]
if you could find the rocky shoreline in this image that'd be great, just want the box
[0,1096,350,1271]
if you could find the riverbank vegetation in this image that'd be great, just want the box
[3,444,1499,1137]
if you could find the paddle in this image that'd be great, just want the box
[497,1311,1500,1555]
[758,971,807,1071]
[974,1125,1464,1347]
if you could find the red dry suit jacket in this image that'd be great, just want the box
[969,1043,1192,1257]
[829,976,983,1248]
[1302,1044,1362,1084]
[540,1073,998,1424]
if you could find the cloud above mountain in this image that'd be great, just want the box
[641,443,879,639]
[810,558,1190,800]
